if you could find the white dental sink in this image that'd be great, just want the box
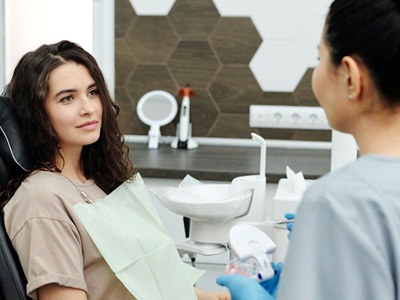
[152,184,253,223]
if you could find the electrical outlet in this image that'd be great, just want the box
[249,105,330,130]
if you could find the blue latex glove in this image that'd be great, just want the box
[216,262,282,300]
[284,212,295,240]
[216,274,274,300]
[260,262,282,297]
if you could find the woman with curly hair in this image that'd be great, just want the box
[1,40,229,300]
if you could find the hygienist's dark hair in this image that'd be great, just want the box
[325,0,400,103]
[2,40,136,202]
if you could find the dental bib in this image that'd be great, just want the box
[73,173,204,300]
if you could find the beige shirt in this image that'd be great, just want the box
[4,170,136,300]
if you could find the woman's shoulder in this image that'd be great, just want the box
[6,171,78,217]
[14,170,68,196]
[26,169,64,183]
[4,171,80,239]
[10,170,104,209]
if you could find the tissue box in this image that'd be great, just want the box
[272,178,314,262]
[272,178,313,218]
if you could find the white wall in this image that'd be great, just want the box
[5,0,93,83]
[3,0,114,94]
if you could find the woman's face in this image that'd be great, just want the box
[44,62,103,153]
[312,32,353,133]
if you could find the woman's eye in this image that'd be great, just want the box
[88,89,99,96]
[60,95,73,103]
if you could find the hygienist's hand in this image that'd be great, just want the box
[216,275,274,300]
[260,262,283,297]
[284,212,295,239]
[194,287,231,300]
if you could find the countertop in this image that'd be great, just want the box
[128,142,331,183]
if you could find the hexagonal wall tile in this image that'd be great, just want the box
[185,89,219,136]
[125,17,179,64]
[294,68,319,106]
[250,41,307,92]
[129,0,175,15]
[213,0,257,16]
[295,15,325,67]
[115,0,137,38]
[250,0,307,40]
[210,66,262,113]
[210,114,251,138]
[126,65,177,104]
[115,87,146,135]
[168,41,220,88]
[169,0,220,40]
[210,17,262,64]
[115,38,137,87]
[257,92,298,106]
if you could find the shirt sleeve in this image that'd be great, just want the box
[276,179,395,300]
[12,217,88,299]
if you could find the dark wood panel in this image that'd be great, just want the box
[128,143,331,183]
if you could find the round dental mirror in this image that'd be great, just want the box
[137,90,178,126]
[137,90,178,149]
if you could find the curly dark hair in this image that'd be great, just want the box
[1,40,136,204]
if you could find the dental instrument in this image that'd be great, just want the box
[266,220,295,225]
[171,86,198,150]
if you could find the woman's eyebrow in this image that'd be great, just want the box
[87,83,97,89]
[54,83,97,98]
[55,88,77,98]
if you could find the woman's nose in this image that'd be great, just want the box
[80,97,95,115]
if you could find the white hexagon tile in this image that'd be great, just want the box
[294,15,327,67]
[212,0,258,17]
[213,0,332,92]
[251,0,308,41]
[250,41,307,92]
[129,0,175,16]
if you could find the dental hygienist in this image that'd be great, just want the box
[217,0,400,299]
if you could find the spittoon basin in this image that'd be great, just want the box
[153,184,253,223]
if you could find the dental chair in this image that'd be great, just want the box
[0,95,32,299]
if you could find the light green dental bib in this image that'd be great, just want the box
[73,173,204,300]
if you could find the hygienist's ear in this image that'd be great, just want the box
[341,56,372,101]
[340,56,362,101]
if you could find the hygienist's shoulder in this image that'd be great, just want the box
[303,156,379,203]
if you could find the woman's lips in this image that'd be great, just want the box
[78,121,98,130]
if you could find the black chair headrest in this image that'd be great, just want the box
[0,96,32,190]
